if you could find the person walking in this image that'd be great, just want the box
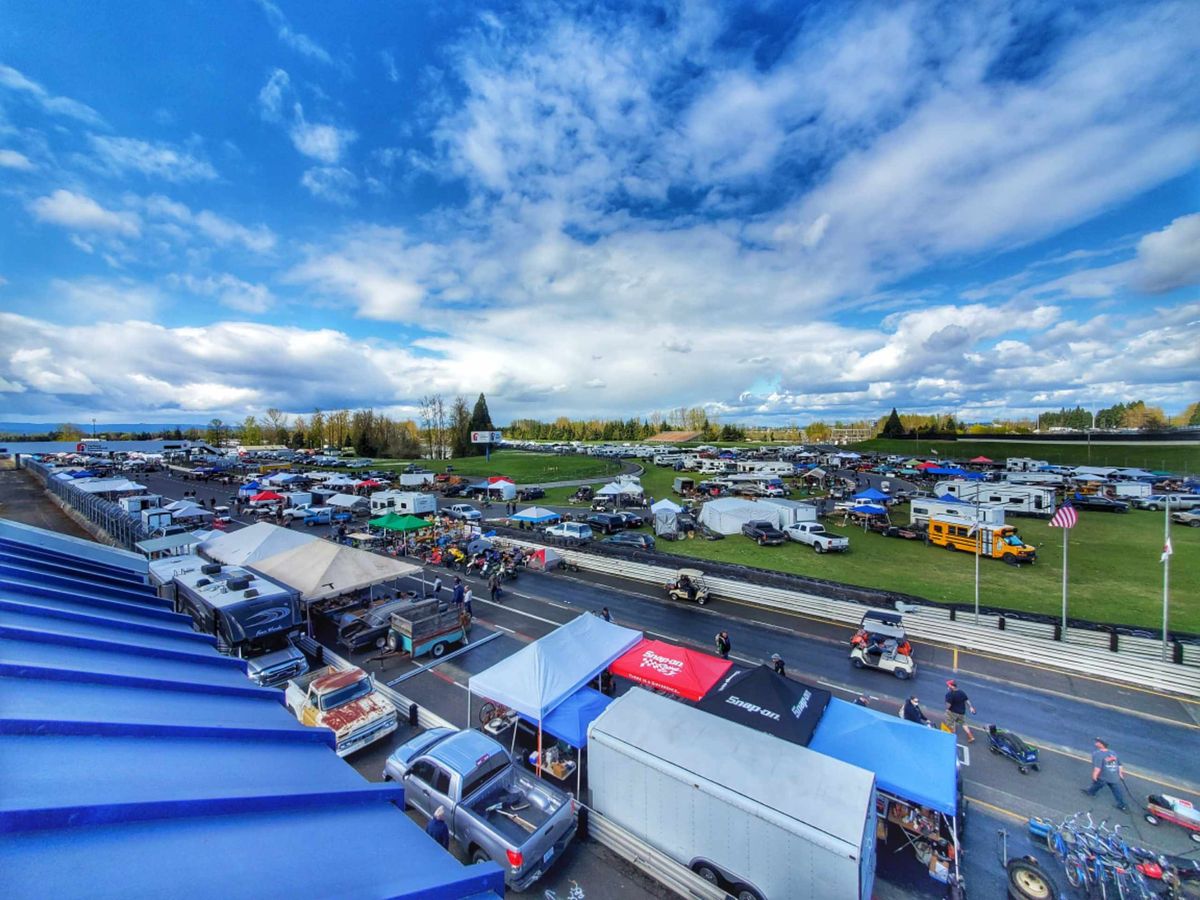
[943,679,976,743]
[1081,738,1129,811]
[451,577,464,607]
[771,653,785,677]
[425,806,450,849]
[600,607,612,623]
[488,573,500,603]
[715,631,731,660]
[431,575,443,599]
[900,695,931,726]
[463,586,474,618]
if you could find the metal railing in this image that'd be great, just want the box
[500,537,1200,698]
[24,459,152,551]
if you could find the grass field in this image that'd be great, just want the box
[649,505,1198,632]
[854,439,1199,473]
[373,451,623,484]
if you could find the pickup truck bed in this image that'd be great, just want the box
[465,768,567,845]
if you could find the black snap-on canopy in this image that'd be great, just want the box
[697,664,831,746]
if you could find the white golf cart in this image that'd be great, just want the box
[849,610,916,679]
[665,568,709,605]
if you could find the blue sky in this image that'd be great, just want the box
[1,0,1198,426]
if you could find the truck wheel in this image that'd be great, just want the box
[814,544,825,554]
[735,888,763,900]
[432,642,447,658]
[945,543,957,551]
[691,863,721,886]
[471,847,490,864]
[385,631,398,653]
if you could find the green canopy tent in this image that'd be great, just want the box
[368,513,432,533]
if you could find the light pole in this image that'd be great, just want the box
[973,497,981,625]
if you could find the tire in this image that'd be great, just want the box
[471,847,490,864]
[757,537,765,546]
[431,642,447,658]
[479,701,497,726]
[1145,814,1159,825]
[385,631,399,653]
[946,543,957,551]
[697,595,708,606]
[1192,831,1200,845]
[852,657,865,669]
[1190,520,1200,528]
[895,667,911,680]
[692,863,721,886]
[735,889,763,900]
[1148,505,1160,511]
[1064,857,1087,889]
[814,544,825,554]
[1007,857,1057,900]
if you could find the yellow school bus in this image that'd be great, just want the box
[927,518,1036,564]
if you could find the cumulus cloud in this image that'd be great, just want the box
[1133,213,1200,293]
[28,190,141,237]
[171,273,274,313]
[0,149,35,170]
[88,135,217,182]
[0,63,104,126]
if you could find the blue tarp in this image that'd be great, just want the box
[852,504,888,516]
[853,488,888,501]
[810,698,958,815]
[519,686,612,748]
[937,494,968,503]
[926,467,983,479]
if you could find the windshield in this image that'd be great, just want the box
[321,678,372,709]
[1003,534,1025,546]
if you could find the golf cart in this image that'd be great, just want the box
[666,568,710,605]
[849,610,916,679]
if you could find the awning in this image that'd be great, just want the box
[134,532,205,555]
[200,522,317,566]
[969,456,993,464]
[809,698,959,815]
[697,665,830,746]
[609,638,732,702]
[249,541,422,603]
[368,513,432,532]
[250,491,284,502]
[518,686,612,748]
[511,506,560,523]
[853,487,888,501]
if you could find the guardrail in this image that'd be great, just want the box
[296,636,731,899]
[24,459,152,551]
[500,537,1200,698]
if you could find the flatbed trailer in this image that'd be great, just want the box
[385,598,468,658]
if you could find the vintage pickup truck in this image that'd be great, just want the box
[284,665,397,757]
[783,521,850,553]
[384,728,577,891]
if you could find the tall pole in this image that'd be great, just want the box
[1061,526,1069,632]
[1162,501,1171,662]
[973,498,981,625]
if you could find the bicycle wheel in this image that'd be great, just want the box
[1064,856,1087,890]
[479,701,497,725]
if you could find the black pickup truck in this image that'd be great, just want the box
[741,519,786,545]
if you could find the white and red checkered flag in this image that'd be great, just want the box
[1049,503,1078,529]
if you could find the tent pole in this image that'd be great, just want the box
[537,722,543,777]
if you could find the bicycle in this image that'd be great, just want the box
[478,699,512,727]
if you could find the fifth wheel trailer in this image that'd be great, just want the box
[587,688,877,900]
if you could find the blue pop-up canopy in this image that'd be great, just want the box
[853,487,888,501]
[810,698,958,815]
[852,504,888,516]
[519,686,612,748]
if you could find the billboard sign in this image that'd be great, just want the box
[471,431,503,444]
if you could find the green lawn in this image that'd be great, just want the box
[649,506,1198,632]
[372,451,623,484]
[855,438,1199,473]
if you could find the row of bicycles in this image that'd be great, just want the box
[1029,812,1200,898]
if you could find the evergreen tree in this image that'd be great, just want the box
[469,393,495,433]
[882,408,905,438]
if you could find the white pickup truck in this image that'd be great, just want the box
[284,665,398,757]
[784,521,850,553]
[445,503,482,521]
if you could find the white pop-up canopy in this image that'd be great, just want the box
[650,498,683,514]
[249,540,421,603]
[199,521,317,566]
[326,493,367,509]
[698,497,784,534]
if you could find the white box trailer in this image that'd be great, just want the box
[910,497,1006,527]
[370,490,436,515]
[934,480,1055,517]
[1113,482,1152,498]
[1004,471,1066,487]
[398,472,434,487]
[1006,457,1050,472]
[736,460,796,476]
[588,689,877,900]
[280,491,312,509]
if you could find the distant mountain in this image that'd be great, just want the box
[0,422,208,435]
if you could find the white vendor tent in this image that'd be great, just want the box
[758,498,818,526]
[468,614,642,780]
[249,540,421,604]
[511,506,560,524]
[199,521,317,566]
[650,498,683,514]
[597,480,644,498]
[698,497,785,534]
[327,493,368,511]
[73,478,146,495]
[167,502,213,522]
[651,498,685,537]
[485,481,517,501]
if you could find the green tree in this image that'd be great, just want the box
[450,396,473,458]
[1185,402,1200,426]
[58,422,84,442]
[469,393,495,434]
[881,408,905,438]
[241,416,262,445]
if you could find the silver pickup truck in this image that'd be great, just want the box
[384,728,577,891]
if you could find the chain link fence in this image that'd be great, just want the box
[23,458,152,551]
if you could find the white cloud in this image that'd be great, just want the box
[0,149,34,170]
[28,190,141,237]
[172,273,274,313]
[254,0,334,65]
[257,68,356,165]
[1133,213,1200,293]
[0,63,104,126]
[381,50,400,83]
[300,166,358,205]
[141,195,276,254]
[89,135,217,182]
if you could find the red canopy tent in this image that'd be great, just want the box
[609,639,732,702]
[356,479,384,488]
[969,456,993,464]
[250,490,284,502]
[916,461,938,470]
[487,476,514,484]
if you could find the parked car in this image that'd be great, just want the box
[544,522,594,542]
[337,598,421,652]
[302,506,334,526]
[1068,494,1129,513]
[1171,510,1200,527]
[285,666,397,757]
[604,532,656,550]
[741,520,786,546]
[384,728,577,891]
[446,503,482,521]
[1133,494,1200,511]
[614,511,644,528]
[585,512,624,534]
[517,487,545,501]
[784,522,850,553]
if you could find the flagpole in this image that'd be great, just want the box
[1061,525,1068,632]
[1162,502,1171,662]
[974,498,981,626]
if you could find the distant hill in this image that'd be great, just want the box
[0,422,207,435]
